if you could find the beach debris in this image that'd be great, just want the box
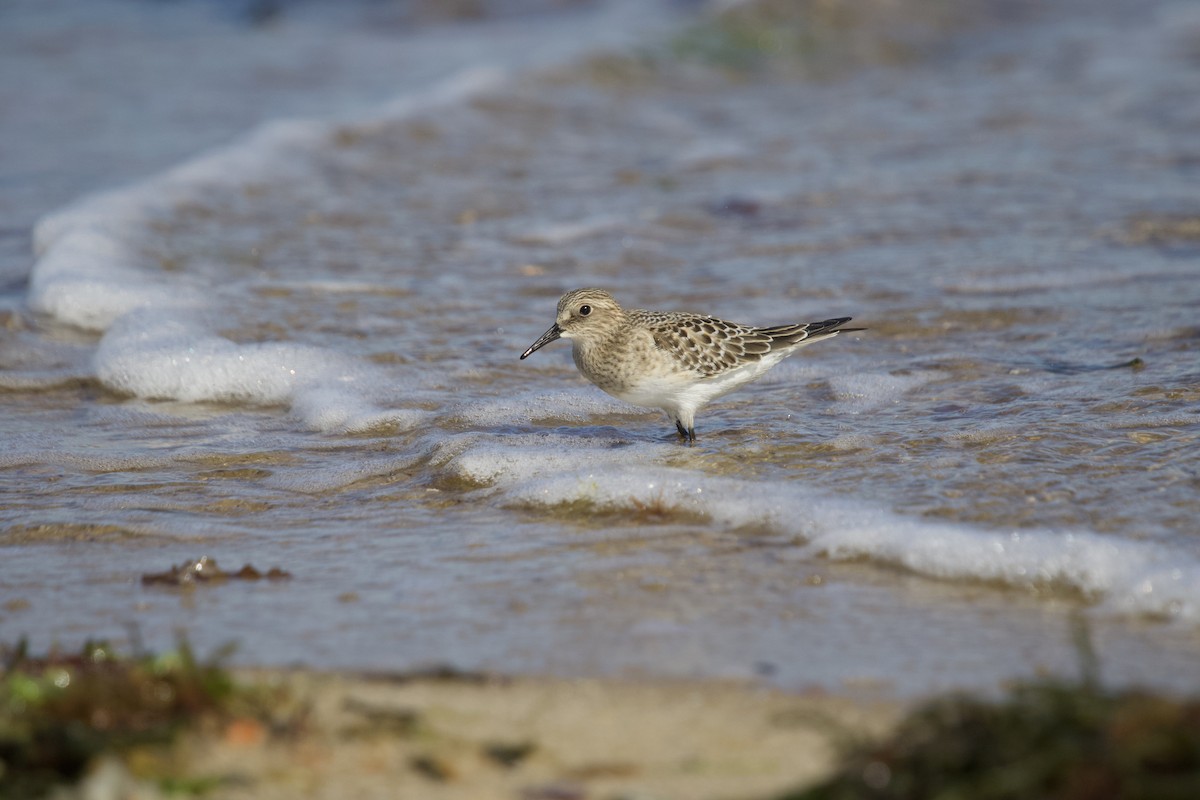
[483,740,537,768]
[140,557,292,587]
[410,753,459,782]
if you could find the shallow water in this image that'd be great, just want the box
[3,0,1200,696]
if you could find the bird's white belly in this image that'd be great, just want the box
[610,373,694,410]
[612,356,783,413]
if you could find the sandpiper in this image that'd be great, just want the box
[519,288,862,441]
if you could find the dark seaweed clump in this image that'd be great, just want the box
[141,556,292,586]
[782,626,1200,800]
[0,637,273,799]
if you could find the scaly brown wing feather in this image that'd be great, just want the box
[633,311,772,377]
[634,312,860,377]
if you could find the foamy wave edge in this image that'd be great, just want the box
[25,68,506,432]
[438,433,1200,623]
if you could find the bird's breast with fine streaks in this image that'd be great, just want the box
[572,323,670,396]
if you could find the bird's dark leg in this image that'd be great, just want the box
[673,420,697,444]
[671,415,697,444]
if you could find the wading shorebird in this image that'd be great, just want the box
[519,288,862,442]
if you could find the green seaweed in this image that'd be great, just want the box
[0,636,276,799]
[670,0,967,77]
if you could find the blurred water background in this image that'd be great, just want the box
[2,0,1199,696]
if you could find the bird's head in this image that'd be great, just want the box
[520,288,625,359]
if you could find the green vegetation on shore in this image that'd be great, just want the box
[0,637,286,799]
[784,681,1200,799]
[671,0,974,77]
[785,624,1200,799]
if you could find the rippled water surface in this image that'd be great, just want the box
[2,0,1199,696]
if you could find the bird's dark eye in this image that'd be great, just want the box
[579,305,592,316]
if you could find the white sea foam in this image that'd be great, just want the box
[436,431,643,485]
[28,225,207,331]
[92,309,425,435]
[435,434,1200,622]
[27,68,509,432]
[290,388,430,435]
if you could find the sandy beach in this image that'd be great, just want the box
[73,670,899,800]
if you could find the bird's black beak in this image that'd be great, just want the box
[520,323,562,359]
